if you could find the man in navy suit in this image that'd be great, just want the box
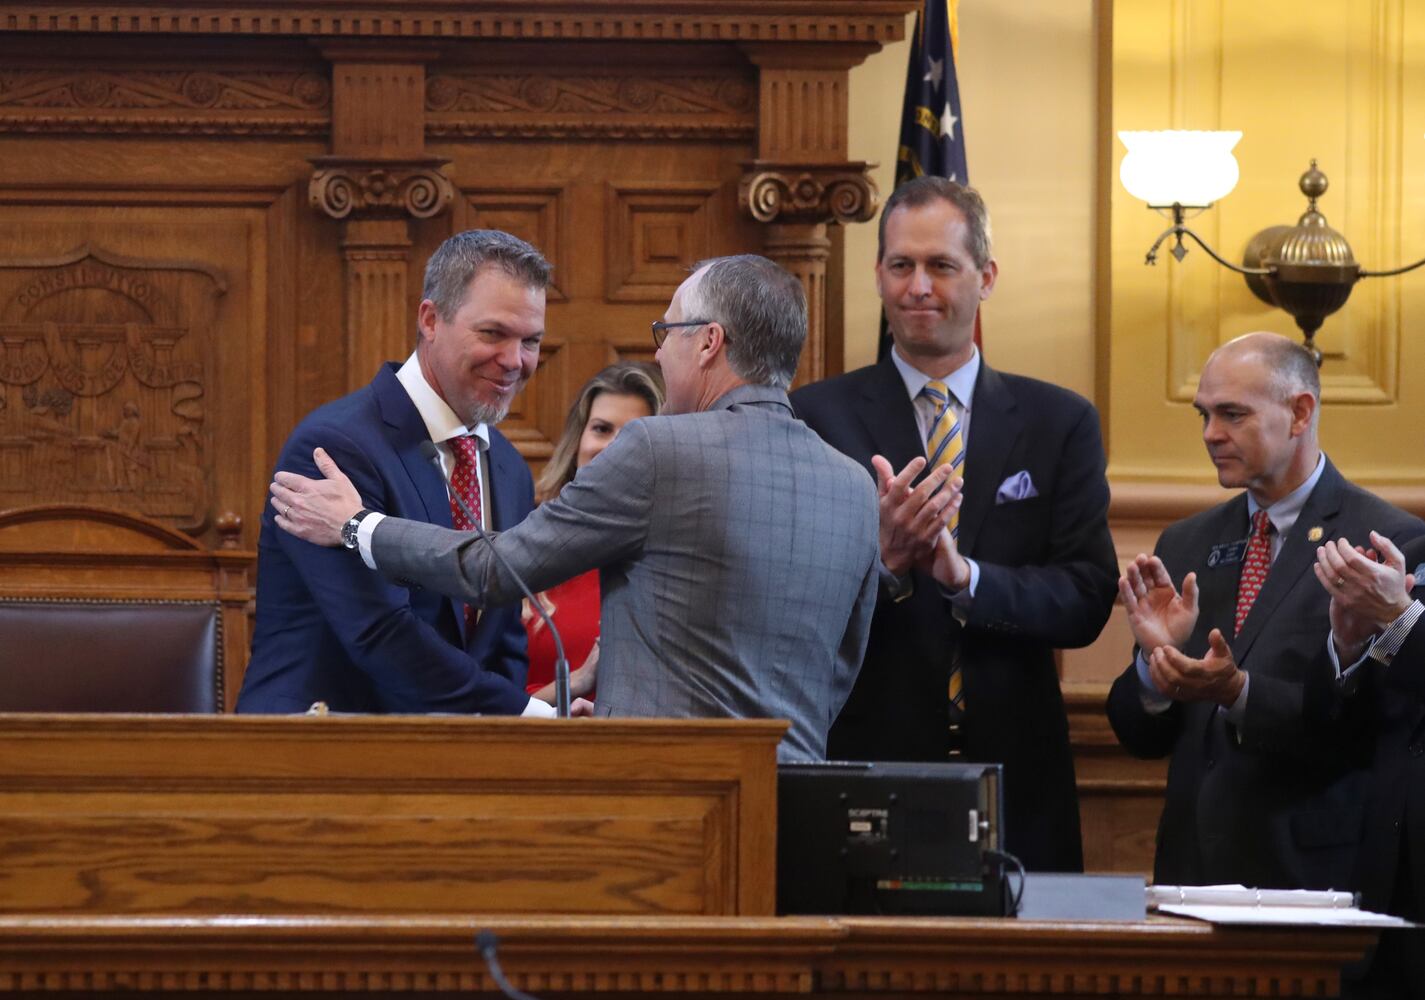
[791,177,1118,872]
[1107,333,1423,890]
[1315,534,1425,996]
[238,230,553,717]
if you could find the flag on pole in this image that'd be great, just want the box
[895,0,967,187]
[879,1,979,359]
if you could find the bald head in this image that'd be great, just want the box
[1194,332,1322,505]
[1206,332,1321,421]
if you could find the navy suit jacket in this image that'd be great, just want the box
[238,363,535,714]
[1107,459,1424,890]
[792,355,1118,872]
[1353,535,1425,918]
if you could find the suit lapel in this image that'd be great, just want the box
[958,364,1023,556]
[485,432,520,531]
[373,363,465,641]
[1193,494,1251,643]
[1232,459,1344,662]
[852,357,925,476]
[373,364,453,529]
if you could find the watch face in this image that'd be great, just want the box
[341,518,359,549]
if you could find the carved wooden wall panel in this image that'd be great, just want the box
[606,182,721,303]
[0,203,278,543]
[0,4,914,555]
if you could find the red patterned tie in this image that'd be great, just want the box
[447,436,483,630]
[1233,509,1273,636]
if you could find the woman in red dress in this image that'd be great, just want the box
[525,361,664,706]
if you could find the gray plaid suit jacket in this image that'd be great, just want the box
[371,383,880,761]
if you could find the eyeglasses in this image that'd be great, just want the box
[651,319,711,349]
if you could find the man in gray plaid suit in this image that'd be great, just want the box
[272,254,883,761]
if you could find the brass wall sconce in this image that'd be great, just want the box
[1119,130,1425,363]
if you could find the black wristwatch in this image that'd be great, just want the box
[341,508,375,550]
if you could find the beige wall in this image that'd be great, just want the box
[1110,0,1425,493]
[844,1,1100,402]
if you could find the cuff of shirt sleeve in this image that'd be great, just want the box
[936,559,979,624]
[879,563,915,603]
[1222,672,1250,727]
[1326,629,1374,682]
[1369,599,1425,666]
[356,510,386,570]
[1135,650,1174,714]
[522,697,557,718]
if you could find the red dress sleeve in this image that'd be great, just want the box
[523,568,601,695]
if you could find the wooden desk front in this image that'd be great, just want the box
[0,912,1375,998]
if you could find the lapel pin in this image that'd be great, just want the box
[1307,526,1324,542]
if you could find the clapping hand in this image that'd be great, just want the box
[1119,554,1199,655]
[1148,628,1245,706]
[871,455,961,578]
[1314,532,1416,660]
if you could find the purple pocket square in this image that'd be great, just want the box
[995,470,1038,505]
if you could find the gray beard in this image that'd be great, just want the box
[464,395,516,427]
[465,403,508,427]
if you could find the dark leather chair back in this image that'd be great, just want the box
[0,598,223,713]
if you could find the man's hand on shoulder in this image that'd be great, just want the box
[1120,553,1199,653]
[272,446,365,547]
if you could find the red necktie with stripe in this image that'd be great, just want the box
[1233,509,1273,636]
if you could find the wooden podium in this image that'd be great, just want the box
[0,715,1376,998]
[0,715,782,917]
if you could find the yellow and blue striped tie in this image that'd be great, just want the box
[923,379,968,719]
[923,379,965,541]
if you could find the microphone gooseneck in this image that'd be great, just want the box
[418,439,572,717]
[476,929,544,1000]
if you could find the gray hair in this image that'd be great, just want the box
[877,175,993,269]
[682,255,806,390]
[1261,338,1321,405]
[421,229,552,322]
[1213,332,1322,428]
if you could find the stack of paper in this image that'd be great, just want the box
[1148,884,1412,927]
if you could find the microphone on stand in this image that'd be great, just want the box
[418,439,571,717]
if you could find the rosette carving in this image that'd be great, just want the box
[738,164,877,226]
[308,159,455,221]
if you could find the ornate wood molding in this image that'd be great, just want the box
[0,68,330,135]
[0,4,918,43]
[307,157,454,221]
[0,912,1373,997]
[739,163,877,226]
[426,70,756,141]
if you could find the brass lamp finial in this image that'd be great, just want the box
[1242,161,1359,364]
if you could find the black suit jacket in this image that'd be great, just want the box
[1354,535,1425,918]
[792,355,1118,872]
[1106,459,1424,889]
[239,363,535,714]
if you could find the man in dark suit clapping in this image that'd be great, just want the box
[1107,333,1424,891]
[1315,532,1425,996]
[791,177,1119,872]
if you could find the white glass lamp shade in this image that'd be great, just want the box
[1118,130,1243,207]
